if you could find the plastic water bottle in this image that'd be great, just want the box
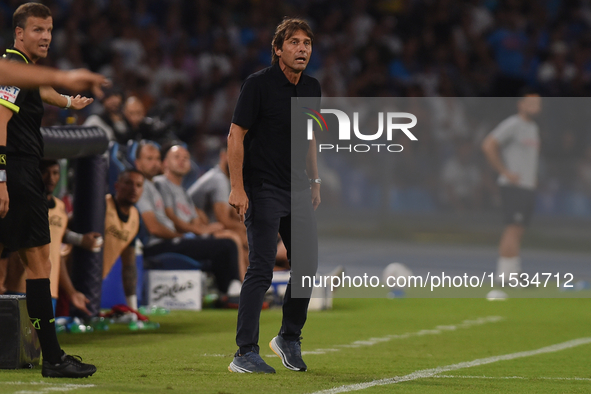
[203,293,219,308]
[90,317,109,331]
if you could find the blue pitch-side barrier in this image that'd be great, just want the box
[101,255,145,309]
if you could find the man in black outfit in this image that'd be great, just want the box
[228,18,321,374]
[0,3,96,378]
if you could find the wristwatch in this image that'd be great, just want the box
[309,178,321,185]
[0,170,6,183]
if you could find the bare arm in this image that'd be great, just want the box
[164,207,200,234]
[39,86,94,110]
[213,202,245,231]
[0,105,13,218]
[59,256,90,315]
[0,257,7,294]
[194,207,209,225]
[140,211,182,239]
[213,202,247,245]
[227,123,249,222]
[120,245,136,297]
[482,135,519,184]
[164,207,222,235]
[306,132,321,210]
[0,61,107,96]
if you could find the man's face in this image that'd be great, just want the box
[164,146,191,177]
[16,16,53,62]
[103,94,122,114]
[520,95,542,117]
[115,172,144,205]
[42,164,60,196]
[135,145,161,179]
[123,99,145,128]
[276,30,312,73]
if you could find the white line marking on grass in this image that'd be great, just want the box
[0,382,95,394]
[265,316,504,357]
[310,337,591,394]
[434,375,591,381]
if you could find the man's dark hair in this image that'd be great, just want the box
[13,3,52,36]
[135,140,160,160]
[271,17,314,65]
[117,169,144,182]
[519,87,540,98]
[160,141,185,161]
[517,87,540,106]
[39,159,59,173]
[100,86,124,103]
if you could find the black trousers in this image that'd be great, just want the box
[236,182,318,355]
[143,237,239,293]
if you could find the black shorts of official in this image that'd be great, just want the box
[0,157,50,251]
[500,185,536,227]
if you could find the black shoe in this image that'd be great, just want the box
[228,352,276,373]
[269,336,307,371]
[42,353,97,378]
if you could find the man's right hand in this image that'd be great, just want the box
[0,183,8,218]
[504,171,520,185]
[228,188,249,223]
[56,69,109,99]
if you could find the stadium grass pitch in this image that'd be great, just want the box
[1,297,590,393]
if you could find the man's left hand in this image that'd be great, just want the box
[80,232,102,251]
[70,291,91,315]
[70,94,94,110]
[311,184,321,211]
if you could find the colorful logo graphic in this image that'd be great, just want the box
[303,107,328,132]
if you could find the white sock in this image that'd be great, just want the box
[496,256,521,278]
[227,280,242,297]
[126,294,138,310]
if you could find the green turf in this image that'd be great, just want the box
[1,298,590,393]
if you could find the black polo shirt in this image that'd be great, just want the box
[0,47,45,159]
[232,61,321,191]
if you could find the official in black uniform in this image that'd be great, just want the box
[227,18,321,374]
[0,3,96,378]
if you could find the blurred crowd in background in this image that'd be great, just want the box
[1,0,591,216]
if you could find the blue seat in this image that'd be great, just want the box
[101,254,145,309]
[143,253,202,270]
[126,140,139,166]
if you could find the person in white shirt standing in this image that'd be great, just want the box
[482,91,541,282]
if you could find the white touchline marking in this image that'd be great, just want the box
[264,316,504,357]
[0,382,95,394]
[0,382,95,387]
[433,375,591,381]
[202,353,230,357]
[310,337,591,394]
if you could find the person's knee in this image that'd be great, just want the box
[19,246,51,278]
[245,259,274,281]
[218,238,239,258]
[24,258,51,278]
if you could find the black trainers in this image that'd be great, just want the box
[228,351,276,373]
[269,336,307,371]
[42,353,97,378]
